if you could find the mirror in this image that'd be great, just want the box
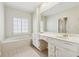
[40,16,47,33]
[58,17,67,33]
[40,2,79,34]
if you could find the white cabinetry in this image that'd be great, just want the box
[48,43,55,57]
[32,6,41,50]
[48,38,79,57]
[56,46,77,57]
[32,33,40,49]
[48,38,56,57]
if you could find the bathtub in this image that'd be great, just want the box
[1,34,32,57]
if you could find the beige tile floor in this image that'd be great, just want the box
[1,45,48,57]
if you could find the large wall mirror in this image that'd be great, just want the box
[58,17,67,33]
[40,2,79,34]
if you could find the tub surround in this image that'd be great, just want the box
[0,33,32,57]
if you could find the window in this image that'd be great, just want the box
[13,17,28,34]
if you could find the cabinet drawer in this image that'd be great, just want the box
[56,46,77,57]
[48,42,55,57]
[48,47,55,57]
[54,39,78,52]
[48,38,55,45]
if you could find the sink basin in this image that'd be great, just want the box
[57,34,68,39]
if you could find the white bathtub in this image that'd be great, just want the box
[1,34,32,57]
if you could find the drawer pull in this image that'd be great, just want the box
[64,42,73,45]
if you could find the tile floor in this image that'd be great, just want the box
[1,45,48,57]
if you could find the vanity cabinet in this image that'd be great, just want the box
[56,46,77,57]
[33,34,48,51]
[48,38,79,57]
[48,38,56,57]
[32,33,40,50]
[48,42,55,57]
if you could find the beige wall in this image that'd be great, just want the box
[0,3,5,40]
[0,2,4,56]
[47,6,79,34]
[5,6,32,38]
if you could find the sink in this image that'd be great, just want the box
[63,34,68,37]
[57,34,68,39]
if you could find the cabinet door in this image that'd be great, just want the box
[56,46,77,57]
[48,43,56,57]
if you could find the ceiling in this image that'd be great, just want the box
[41,2,79,16]
[4,2,79,15]
[4,2,41,13]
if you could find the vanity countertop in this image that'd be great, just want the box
[40,32,79,44]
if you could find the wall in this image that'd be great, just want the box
[0,2,4,56]
[5,6,32,38]
[0,3,5,40]
[47,6,79,34]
